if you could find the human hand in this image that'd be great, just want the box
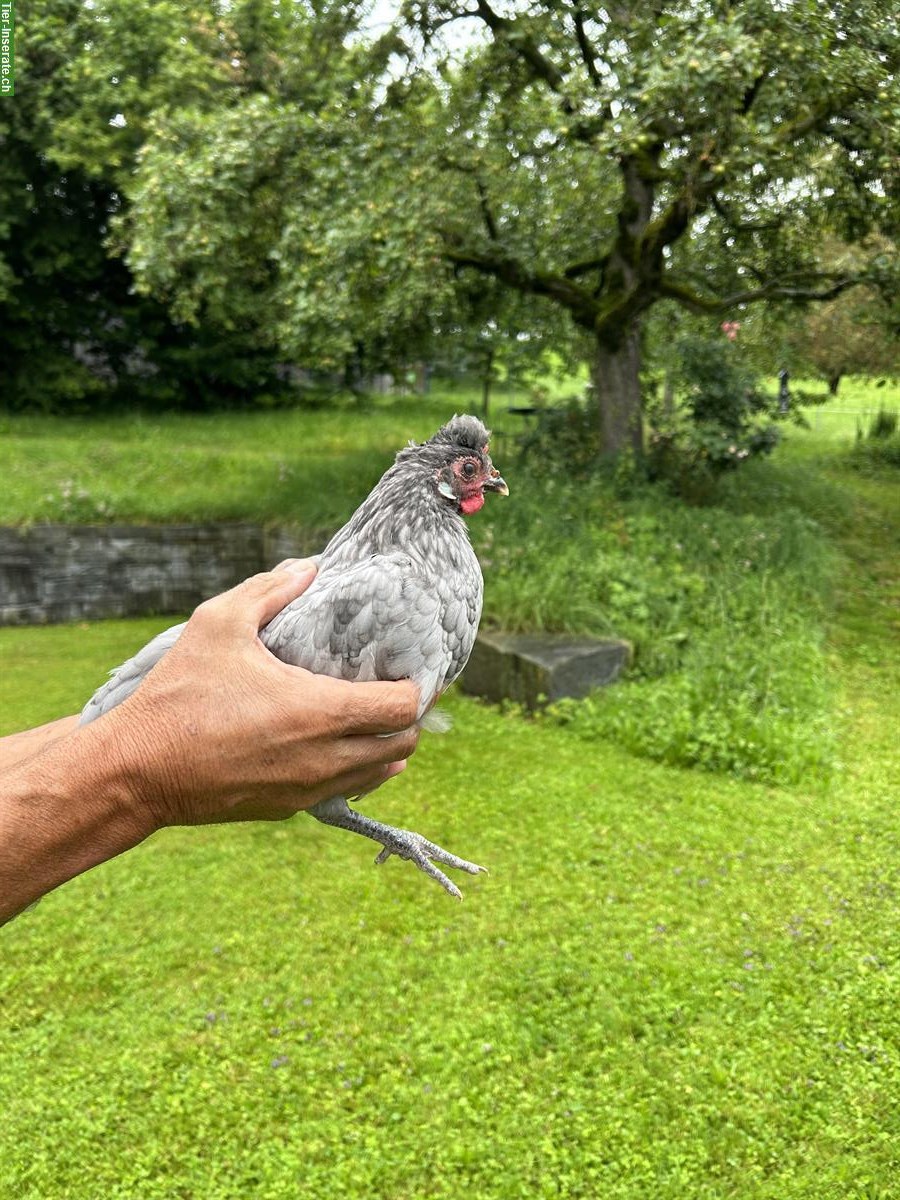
[89,561,420,833]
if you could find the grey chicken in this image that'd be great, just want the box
[80,414,508,898]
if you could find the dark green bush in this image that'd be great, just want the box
[518,396,601,476]
[866,406,898,440]
[647,336,780,500]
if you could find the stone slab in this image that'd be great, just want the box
[460,630,631,710]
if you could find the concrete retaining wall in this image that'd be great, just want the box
[0,524,320,626]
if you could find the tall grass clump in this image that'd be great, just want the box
[849,406,900,471]
[476,468,836,785]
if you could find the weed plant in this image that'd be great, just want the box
[847,406,900,471]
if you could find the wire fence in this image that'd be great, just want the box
[798,406,891,442]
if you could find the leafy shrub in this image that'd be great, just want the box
[647,336,780,500]
[866,406,898,440]
[546,616,834,785]
[849,435,900,470]
[518,396,601,477]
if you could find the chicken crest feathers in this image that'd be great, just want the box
[424,414,491,453]
[396,414,491,469]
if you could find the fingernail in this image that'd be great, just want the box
[275,557,316,575]
[385,761,407,780]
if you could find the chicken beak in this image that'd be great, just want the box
[483,470,509,496]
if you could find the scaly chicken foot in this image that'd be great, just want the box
[309,796,486,899]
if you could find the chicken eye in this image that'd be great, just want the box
[461,461,477,479]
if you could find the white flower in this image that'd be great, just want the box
[109,113,127,128]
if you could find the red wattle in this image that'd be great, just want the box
[459,492,485,516]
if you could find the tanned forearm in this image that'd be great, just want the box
[0,723,151,926]
[0,716,81,774]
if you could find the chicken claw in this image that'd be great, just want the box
[374,831,486,899]
[309,796,486,899]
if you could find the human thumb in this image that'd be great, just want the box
[211,560,318,633]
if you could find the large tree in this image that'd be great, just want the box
[101,2,899,447]
[391,0,899,454]
[3,0,385,408]
[1,0,241,408]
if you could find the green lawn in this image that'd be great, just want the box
[2,388,900,1198]
[1,375,885,528]
[0,392,515,529]
[788,376,898,445]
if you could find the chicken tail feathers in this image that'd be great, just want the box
[420,708,453,734]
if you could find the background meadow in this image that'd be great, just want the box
[3,383,900,1198]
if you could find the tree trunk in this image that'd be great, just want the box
[590,327,644,458]
[827,371,842,396]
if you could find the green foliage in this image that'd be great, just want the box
[857,436,900,469]
[866,407,899,441]
[6,0,899,431]
[551,624,833,785]
[1,0,383,411]
[785,273,900,393]
[2,441,900,1197]
[646,336,779,496]
[22,0,892,437]
[677,336,767,432]
[849,407,900,471]
[518,396,601,477]
[479,466,834,785]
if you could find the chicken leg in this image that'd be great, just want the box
[309,796,486,900]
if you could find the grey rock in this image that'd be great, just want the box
[460,629,631,710]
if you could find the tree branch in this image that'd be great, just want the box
[741,71,768,115]
[443,240,598,327]
[470,0,613,140]
[638,142,728,267]
[475,179,499,241]
[711,194,784,234]
[426,0,610,145]
[435,155,500,241]
[474,0,570,101]
[641,184,712,263]
[564,255,608,279]
[660,273,862,313]
[573,10,602,87]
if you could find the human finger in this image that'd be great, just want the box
[323,726,419,777]
[232,761,409,820]
[305,759,408,811]
[346,759,407,799]
[272,557,317,573]
[320,677,421,735]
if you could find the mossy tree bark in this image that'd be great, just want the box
[591,327,644,458]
